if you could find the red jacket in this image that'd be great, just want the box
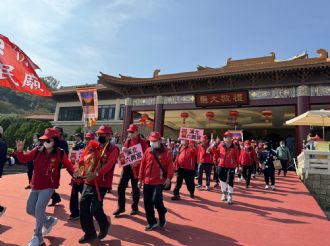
[86,143,119,188]
[124,136,149,179]
[238,147,258,166]
[197,144,215,164]
[174,146,197,171]
[139,147,174,185]
[17,147,75,190]
[214,142,239,168]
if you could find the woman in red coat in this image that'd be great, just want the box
[214,132,239,205]
[139,132,174,231]
[238,140,258,188]
[16,128,76,246]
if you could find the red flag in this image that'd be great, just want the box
[0,34,52,97]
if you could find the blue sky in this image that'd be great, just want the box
[1,0,329,87]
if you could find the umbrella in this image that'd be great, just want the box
[285,110,330,138]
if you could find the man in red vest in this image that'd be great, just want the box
[113,124,148,217]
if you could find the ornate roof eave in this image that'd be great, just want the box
[98,59,330,87]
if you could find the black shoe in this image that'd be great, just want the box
[98,222,109,240]
[25,185,31,189]
[113,208,125,216]
[284,172,287,177]
[145,222,158,231]
[159,215,166,228]
[0,206,6,217]
[214,183,219,188]
[130,209,138,215]
[190,193,195,199]
[78,233,97,244]
[48,198,61,207]
[171,195,180,201]
[246,184,249,188]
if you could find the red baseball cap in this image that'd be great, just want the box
[149,132,161,141]
[223,131,233,137]
[244,140,251,146]
[39,128,60,140]
[96,125,112,135]
[127,124,138,133]
[85,132,96,139]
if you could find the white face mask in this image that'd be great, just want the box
[43,141,54,149]
[150,141,160,149]
[180,140,186,145]
[33,138,38,143]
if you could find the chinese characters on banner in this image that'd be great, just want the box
[118,143,143,167]
[195,91,248,107]
[0,34,52,96]
[179,127,204,141]
[76,88,98,127]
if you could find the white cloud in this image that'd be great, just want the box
[0,0,158,86]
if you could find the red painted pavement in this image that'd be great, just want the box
[0,170,329,246]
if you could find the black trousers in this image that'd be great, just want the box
[27,162,34,183]
[198,163,213,186]
[213,164,219,182]
[242,165,253,187]
[51,191,61,202]
[70,182,84,217]
[264,164,275,185]
[117,166,140,211]
[80,184,109,235]
[252,164,256,175]
[279,159,288,174]
[218,167,235,187]
[173,168,195,196]
[143,184,167,225]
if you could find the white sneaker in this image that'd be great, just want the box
[221,193,227,201]
[27,236,40,246]
[42,217,58,236]
[206,186,210,191]
[271,185,276,190]
[265,185,269,189]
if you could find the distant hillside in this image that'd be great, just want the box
[0,76,58,115]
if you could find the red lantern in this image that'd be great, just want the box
[229,110,239,123]
[180,112,189,125]
[139,118,146,125]
[147,121,154,129]
[262,110,272,123]
[141,113,149,120]
[206,111,215,126]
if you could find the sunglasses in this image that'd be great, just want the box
[44,139,51,143]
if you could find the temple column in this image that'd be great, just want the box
[121,98,133,140]
[296,85,311,154]
[154,96,165,136]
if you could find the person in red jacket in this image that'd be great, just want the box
[171,139,197,200]
[214,132,239,205]
[78,125,119,244]
[250,139,257,178]
[139,132,174,231]
[16,128,76,246]
[239,140,258,188]
[197,135,215,191]
[113,124,148,217]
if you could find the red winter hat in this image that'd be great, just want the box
[127,124,138,133]
[223,131,233,137]
[97,125,112,135]
[39,128,60,140]
[85,132,96,139]
[149,132,161,141]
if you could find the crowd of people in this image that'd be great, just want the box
[0,124,294,245]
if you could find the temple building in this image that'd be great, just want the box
[52,49,330,153]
